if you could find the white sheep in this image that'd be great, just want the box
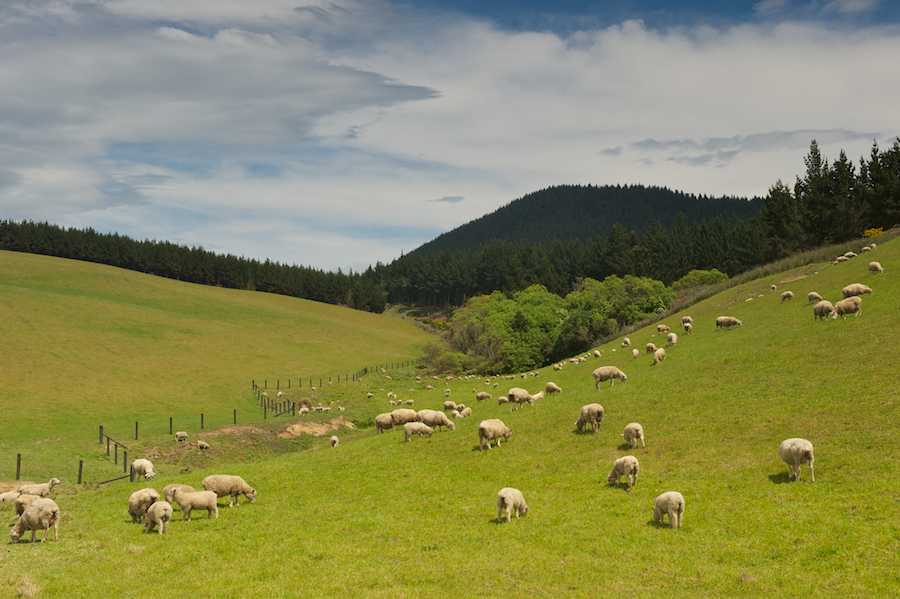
[779,438,814,482]
[645,342,657,354]
[175,431,188,442]
[299,406,310,415]
[807,291,823,305]
[593,349,602,358]
[653,491,685,528]
[416,409,456,432]
[770,284,777,292]
[451,409,461,419]
[667,332,678,346]
[621,337,631,348]
[715,316,742,330]
[330,435,339,447]
[0,490,21,503]
[14,494,41,516]
[143,500,173,534]
[496,487,529,523]
[507,387,534,411]
[375,412,395,434]
[813,300,837,321]
[574,403,604,433]
[844,251,857,258]
[390,408,419,427]
[592,366,627,389]
[16,477,61,497]
[162,483,195,506]
[444,400,458,411]
[657,324,670,334]
[458,407,472,418]
[172,488,219,521]
[131,458,156,481]
[475,391,492,402]
[127,488,160,523]
[544,382,562,395]
[834,296,862,318]
[871,242,878,250]
[842,283,873,298]
[478,419,512,450]
[202,475,257,507]
[681,316,693,326]
[10,498,60,543]
[622,422,645,448]
[403,421,434,442]
[868,261,883,274]
[197,440,210,450]
[632,348,640,359]
[653,347,666,365]
[405,399,415,406]
[780,290,794,303]
[683,322,692,334]
[607,456,639,488]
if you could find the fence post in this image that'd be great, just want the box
[277,380,280,390]
[169,417,173,435]
[123,451,128,474]
[107,437,110,456]
[201,413,204,430]
[234,409,237,425]
[135,421,139,441]
[99,425,104,444]
[16,454,21,480]
[78,460,83,485]
[265,380,267,389]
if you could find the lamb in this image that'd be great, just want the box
[780,438,814,482]
[607,456,640,488]
[834,296,862,318]
[653,491,685,528]
[403,421,434,442]
[592,366,627,389]
[780,290,794,302]
[162,483,195,505]
[197,440,210,450]
[842,283,873,298]
[390,408,419,427]
[813,300,837,321]
[667,332,678,346]
[127,488,160,523]
[632,348,640,359]
[496,487,529,523]
[715,316,742,330]
[416,409,456,432]
[657,324,670,334]
[16,477,61,497]
[172,488,219,521]
[131,458,156,481]
[478,419,512,450]
[330,435,339,447]
[375,412,395,434]
[507,387,534,411]
[868,261,884,274]
[14,494,41,516]
[645,343,657,354]
[574,403,604,433]
[621,337,631,348]
[10,498,60,543]
[807,291,823,305]
[175,431,188,442]
[475,391,492,402]
[143,500,173,534]
[653,347,666,365]
[202,474,257,507]
[622,422,645,448]
[444,400,458,411]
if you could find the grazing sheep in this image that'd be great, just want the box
[478,419,512,450]
[330,435,339,447]
[366,392,374,399]
[592,366,627,389]
[497,395,510,406]
[861,245,872,252]
[451,409,461,419]
[621,337,631,348]
[813,300,837,321]
[657,324,670,334]
[202,475,257,507]
[299,405,310,415]
[653,492,685,528]
[780,291,794,303]
[834,255,849,264]
[844,251,857,258]
[835,296,862,318]
[653,347,666,365]
[143,501,173,534]
[780,438,815,482]
[458,407,472,418]
[871,242,877,250]
[127,488,160,523]
[715,316,742,330]
[607,456,640,488]
[405,399,415,406]
[593,349,602,358]
[375,412,395,434]
[770,284,777,292]
[622,422,645,448]
[842,283,873,298]
[403,421,434,442]
[868,261,883,274]
[444,400,458,411]
[390,408,419,427]
[10,498,60,543]
[14,494,41,516]
[681,316,693,326]
[632,348,640,359]
[131,458,156,481]
[162,484,195,506]
[416,409,456,432]
[172,488,219,521]
[807,291,823,305]
[0,490,20,503]
[16,477,61,497]
[667,332,678,346]
[456,403,466,411]
[475,391,492,402]
[574,403,604,433]
[175,431,188,442]
[496,487,529,523]
[645,342,657,354]
[507,387,534,411]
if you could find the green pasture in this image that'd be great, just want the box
[2,241,899,598]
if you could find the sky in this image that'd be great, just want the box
[2,0,899,273]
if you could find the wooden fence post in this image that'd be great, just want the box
[114,444,118,465]
[234,409,237,425]
[123,451,128,474]
[135,421,139,440]
[107,437,110,456]
[78,460,83,485]
[16,454,21,480]
[201,413,204,429]
[169,417,173,435]
[99,425,104,444]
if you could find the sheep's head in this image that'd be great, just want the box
[247,489,257,503]
[10,528,21,542]
[447,421,456,431]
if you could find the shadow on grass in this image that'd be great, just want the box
[768,472,796,484]
[573,429,601,436]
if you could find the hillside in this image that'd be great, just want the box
[412,184,763,255]
[1,239,897,597]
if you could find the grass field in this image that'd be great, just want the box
[1,241,899,598]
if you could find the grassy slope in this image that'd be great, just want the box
[2,242,899,598]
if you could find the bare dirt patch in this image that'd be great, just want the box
[278,418,357,439]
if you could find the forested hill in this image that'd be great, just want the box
[412,184,764,255]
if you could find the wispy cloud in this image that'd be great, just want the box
[428,196,465,204]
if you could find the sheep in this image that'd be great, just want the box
[299,405,310,415]
[780,438,814,482]
[835,296,862,318]
[645,342,657,354]
[868,261,884,274]
[683,322,692,334]
[162,483,195,506]
[592,366,627,389]
[127,488,160,523]
[0,490,21,504]
[131,458,156,481]
[842,283,873,298]
[10,498,60,543]
[715,316,742,330]
[844,251,857,258]
[553,363,562,371]
[780,290,794,303]
[444,389,451,397]
[458,407,472,418]
[871,242,878,250]
[813,300,837,321]
[653,347,666,365]
[175,431,188,442]
[621,337,631,348]
[667,332,678,346]
[632,348,640,359]
[202,475,257,507]
[444,400,458,411]
[172,488,219,521]
[403,421,434,442]
[507,387,534,411]
[496,487,529,523]
[478,419,512,450]
[834,255,849,263]
[390,408,419,427]
[593,349,602,358]
[574,403,604,433]
[622,422,645,448]
[657,324,670,334]
[197,440,210,450]
[330,435,339,447]
[475,391,492,402]
[861,245,872,252]
[143,500,173,534]
[416,409,456,432]
[807,291,823,305]
[544,382,562,395]
[455,403,466,411]
[451,409,461,419]
[405,399,415,406]
[607,456,640,488]
[16,477,61,497]
[375,412,395,434]
[14,494,41,516]
[770,284,777,292]
[681,316,693,326]
[652,491,685,528]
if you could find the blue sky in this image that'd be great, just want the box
[1,0,899,272]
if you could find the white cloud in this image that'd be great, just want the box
[824,0,881,14]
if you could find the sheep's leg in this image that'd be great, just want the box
[809,459,814,482]
[668,506,679,528]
